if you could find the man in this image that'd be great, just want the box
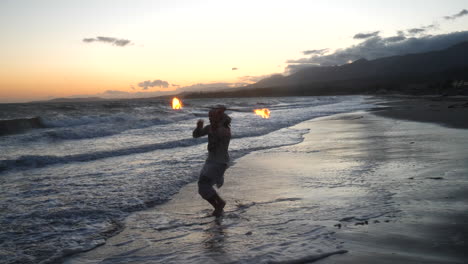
[193,106,231,217]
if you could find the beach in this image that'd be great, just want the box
[0,96,372,264]
[65,96,468,264]
[3,2,468,263]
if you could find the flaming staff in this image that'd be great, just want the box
[171,98,271,118]
[253,108,270,118]
[172,97,182,109]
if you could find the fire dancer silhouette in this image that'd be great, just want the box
[193,106,231,217]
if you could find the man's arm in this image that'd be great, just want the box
[193,119,209,138]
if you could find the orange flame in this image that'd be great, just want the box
[253,108,270,118]
[172,97,182,109]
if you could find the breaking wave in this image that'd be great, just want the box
[0,117,44,136]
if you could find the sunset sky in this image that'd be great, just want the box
[1,0,467,103]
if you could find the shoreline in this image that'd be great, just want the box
[66,97,468,264]
[370,95,468,129]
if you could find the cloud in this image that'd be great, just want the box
[353,31,380,39]
[138,80,170,90]
[238,75,272,83]
[423,24,438,30]
[405,24,438,36]
[285,58,320,65]
[68,89,178,99]
[286,30,468,72]
[384,35,406,43]
[444,9,468,20]
[407,28,426,35]
[177,82,248,92]
[103,90,130,95]
[232,67,238,70]
[302,48,329,55]
[83,36,132,47]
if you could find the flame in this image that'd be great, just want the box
[253,108,270,118]
[172,97,182,109]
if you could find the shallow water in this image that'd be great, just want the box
[65,112,468,264]
[0,96,374,264]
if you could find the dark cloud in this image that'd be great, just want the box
[384,35,406,42]
[82,36,132,47]
[302,48,329,55]
[232,67,238,70]
[172,84,180,87]
[286,31,468,72]
[353,31,380,39]
[138,80,170,90]
[406,24,438,35]
[444,9,468,20]
[407,28,426,35]
[423,24,438,30]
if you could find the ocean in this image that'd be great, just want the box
[0,96,374,264]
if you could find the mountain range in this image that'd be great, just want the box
[184,41,468,98]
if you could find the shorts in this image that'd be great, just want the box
[197,161,228,199]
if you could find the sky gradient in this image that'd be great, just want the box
[0,0,467,102]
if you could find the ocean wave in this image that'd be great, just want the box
[0,117,45,136]
[41,112,162,128]
[0,137,202,172]
[0,126,309,173]
[21,112,197,141]
[0,206,125,264]
[1,96,372,170]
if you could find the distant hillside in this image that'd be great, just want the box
[32,97,107,103]
[183,41,468,98]
[249,41,468,89]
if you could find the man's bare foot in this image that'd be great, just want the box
[212,199,226,217]
[212,209,223,217]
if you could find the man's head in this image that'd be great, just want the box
[209,106,226,124]
[209,105,231,128]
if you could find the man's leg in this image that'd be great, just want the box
[211,193,226,217]
[205,195,218,209]
[199,181,220,213]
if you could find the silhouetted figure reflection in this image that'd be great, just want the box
[203,218,226,253]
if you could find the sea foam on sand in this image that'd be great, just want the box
[66,109,468,264]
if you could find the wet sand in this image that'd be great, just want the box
[66,97,468,264]
[372,95,468,129]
